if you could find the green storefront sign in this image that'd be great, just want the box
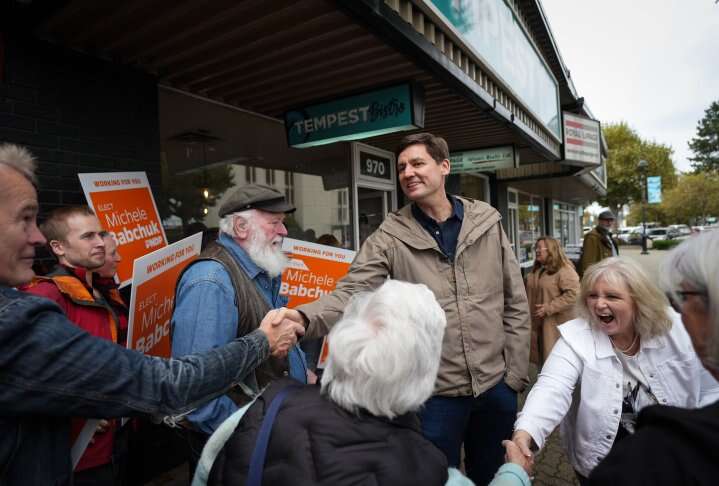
[284,83,424,148]
[450,146,516,173]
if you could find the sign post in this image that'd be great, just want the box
[79,172,168,287]
[126,233,202,358]
[280,238,355,368]
[647,176,662,204]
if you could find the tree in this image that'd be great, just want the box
[599,123,677,217]
[158,164,235,228]
[689,100,719,173]
[661,173,719,225]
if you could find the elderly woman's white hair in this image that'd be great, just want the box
[660,230,719,369]
[320,280,446,419]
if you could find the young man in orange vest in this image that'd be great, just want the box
[23,206,125,485]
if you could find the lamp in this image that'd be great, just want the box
[637,159,649,255]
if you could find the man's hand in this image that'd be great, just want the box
[533,304,547,319]
[502,440,534,475]
[272,308,307,327]
[259,308,305,358]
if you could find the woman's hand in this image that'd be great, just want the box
[502,440,534,475]
[511,429,536,460]
[533,304,547,319]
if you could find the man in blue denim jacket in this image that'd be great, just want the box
[0,144,305,485]
[172,185,308,445]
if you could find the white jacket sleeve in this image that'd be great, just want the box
[514,336,583,449]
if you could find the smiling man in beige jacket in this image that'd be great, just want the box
[285,132,530,486]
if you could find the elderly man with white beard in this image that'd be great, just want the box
[171,184,308,469]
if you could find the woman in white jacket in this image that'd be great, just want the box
[512,257,719,484]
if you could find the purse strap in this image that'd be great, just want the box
[246,384,302,486]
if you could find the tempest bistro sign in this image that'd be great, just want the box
[284,83,424,148]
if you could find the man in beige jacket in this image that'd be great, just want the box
[285,133,530,486]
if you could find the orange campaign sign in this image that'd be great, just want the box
[79,172,168,287]
[280,238,355,367]
[126,233,202,357]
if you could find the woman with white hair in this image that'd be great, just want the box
[195,280,466,486]
[586,230,719,485]
[511,256,719,484]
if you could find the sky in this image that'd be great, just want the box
[541,0,719,172]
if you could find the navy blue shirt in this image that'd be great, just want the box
[411,195,464,261]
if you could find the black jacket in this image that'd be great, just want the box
[589,400,719,485]
[209,378,448,486]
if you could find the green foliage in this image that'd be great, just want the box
[662,172,719,224]
[689,100,719,173]
[158,165,235,227]
[651,239,682,250]
[626,204,668,226]
[599,123,677,215]
[626,172,719,226]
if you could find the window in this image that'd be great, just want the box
[245,166,256,184]
[553,202,579,247]
[266,168,276,186]
[517,191,544,266]
[160,88,354,248]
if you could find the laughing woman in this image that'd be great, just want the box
[511,257,719,485]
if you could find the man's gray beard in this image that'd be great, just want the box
[245,229,289,278]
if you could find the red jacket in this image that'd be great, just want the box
[22,266,127,472]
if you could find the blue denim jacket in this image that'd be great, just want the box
[172,233,307,434]
[0,285,270,485]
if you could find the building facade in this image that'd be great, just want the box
[1,0,607,268]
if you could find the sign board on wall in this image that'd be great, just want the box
[563,113,601,167]
[126,233,202,358]
[647,176,662,204]
[284,83,425,148]
[79,172,168,287]
[280,238,355,368]
[429,0,561,138]
[450,146,517,173]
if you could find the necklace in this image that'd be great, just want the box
[611,333,639,354]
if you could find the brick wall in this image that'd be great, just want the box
[0,34,161,216]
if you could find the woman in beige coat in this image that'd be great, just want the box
[526,236,580,364]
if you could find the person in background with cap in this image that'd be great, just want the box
[171,184,309,468]
[579,210,619,276]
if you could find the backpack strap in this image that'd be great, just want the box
[246,384,303,486]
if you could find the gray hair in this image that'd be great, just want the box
[320,280,447,419]
[218,209,255,237]
[576,257,672,339]
[0,143,37,184]
[659,231,719,369]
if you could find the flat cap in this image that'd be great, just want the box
[218,184,296,217]
[598,210,616,220]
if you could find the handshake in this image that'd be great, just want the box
[501,430,536,476]
[258,307,308,358]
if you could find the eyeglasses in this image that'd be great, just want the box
[666,290,707,313]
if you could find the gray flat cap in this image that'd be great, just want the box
[598,210,616,220]
[218,184,296,217]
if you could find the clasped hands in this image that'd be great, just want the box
[258,307,307,358]
[501,430,536,476]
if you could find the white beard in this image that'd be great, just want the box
[245,229,288,278]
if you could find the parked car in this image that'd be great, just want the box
[616,227,639,244]
[647,227,671,241]
[668,224,691,239]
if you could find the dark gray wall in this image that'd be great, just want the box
[0,34,161,216]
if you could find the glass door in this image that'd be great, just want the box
[351,143,397,250]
